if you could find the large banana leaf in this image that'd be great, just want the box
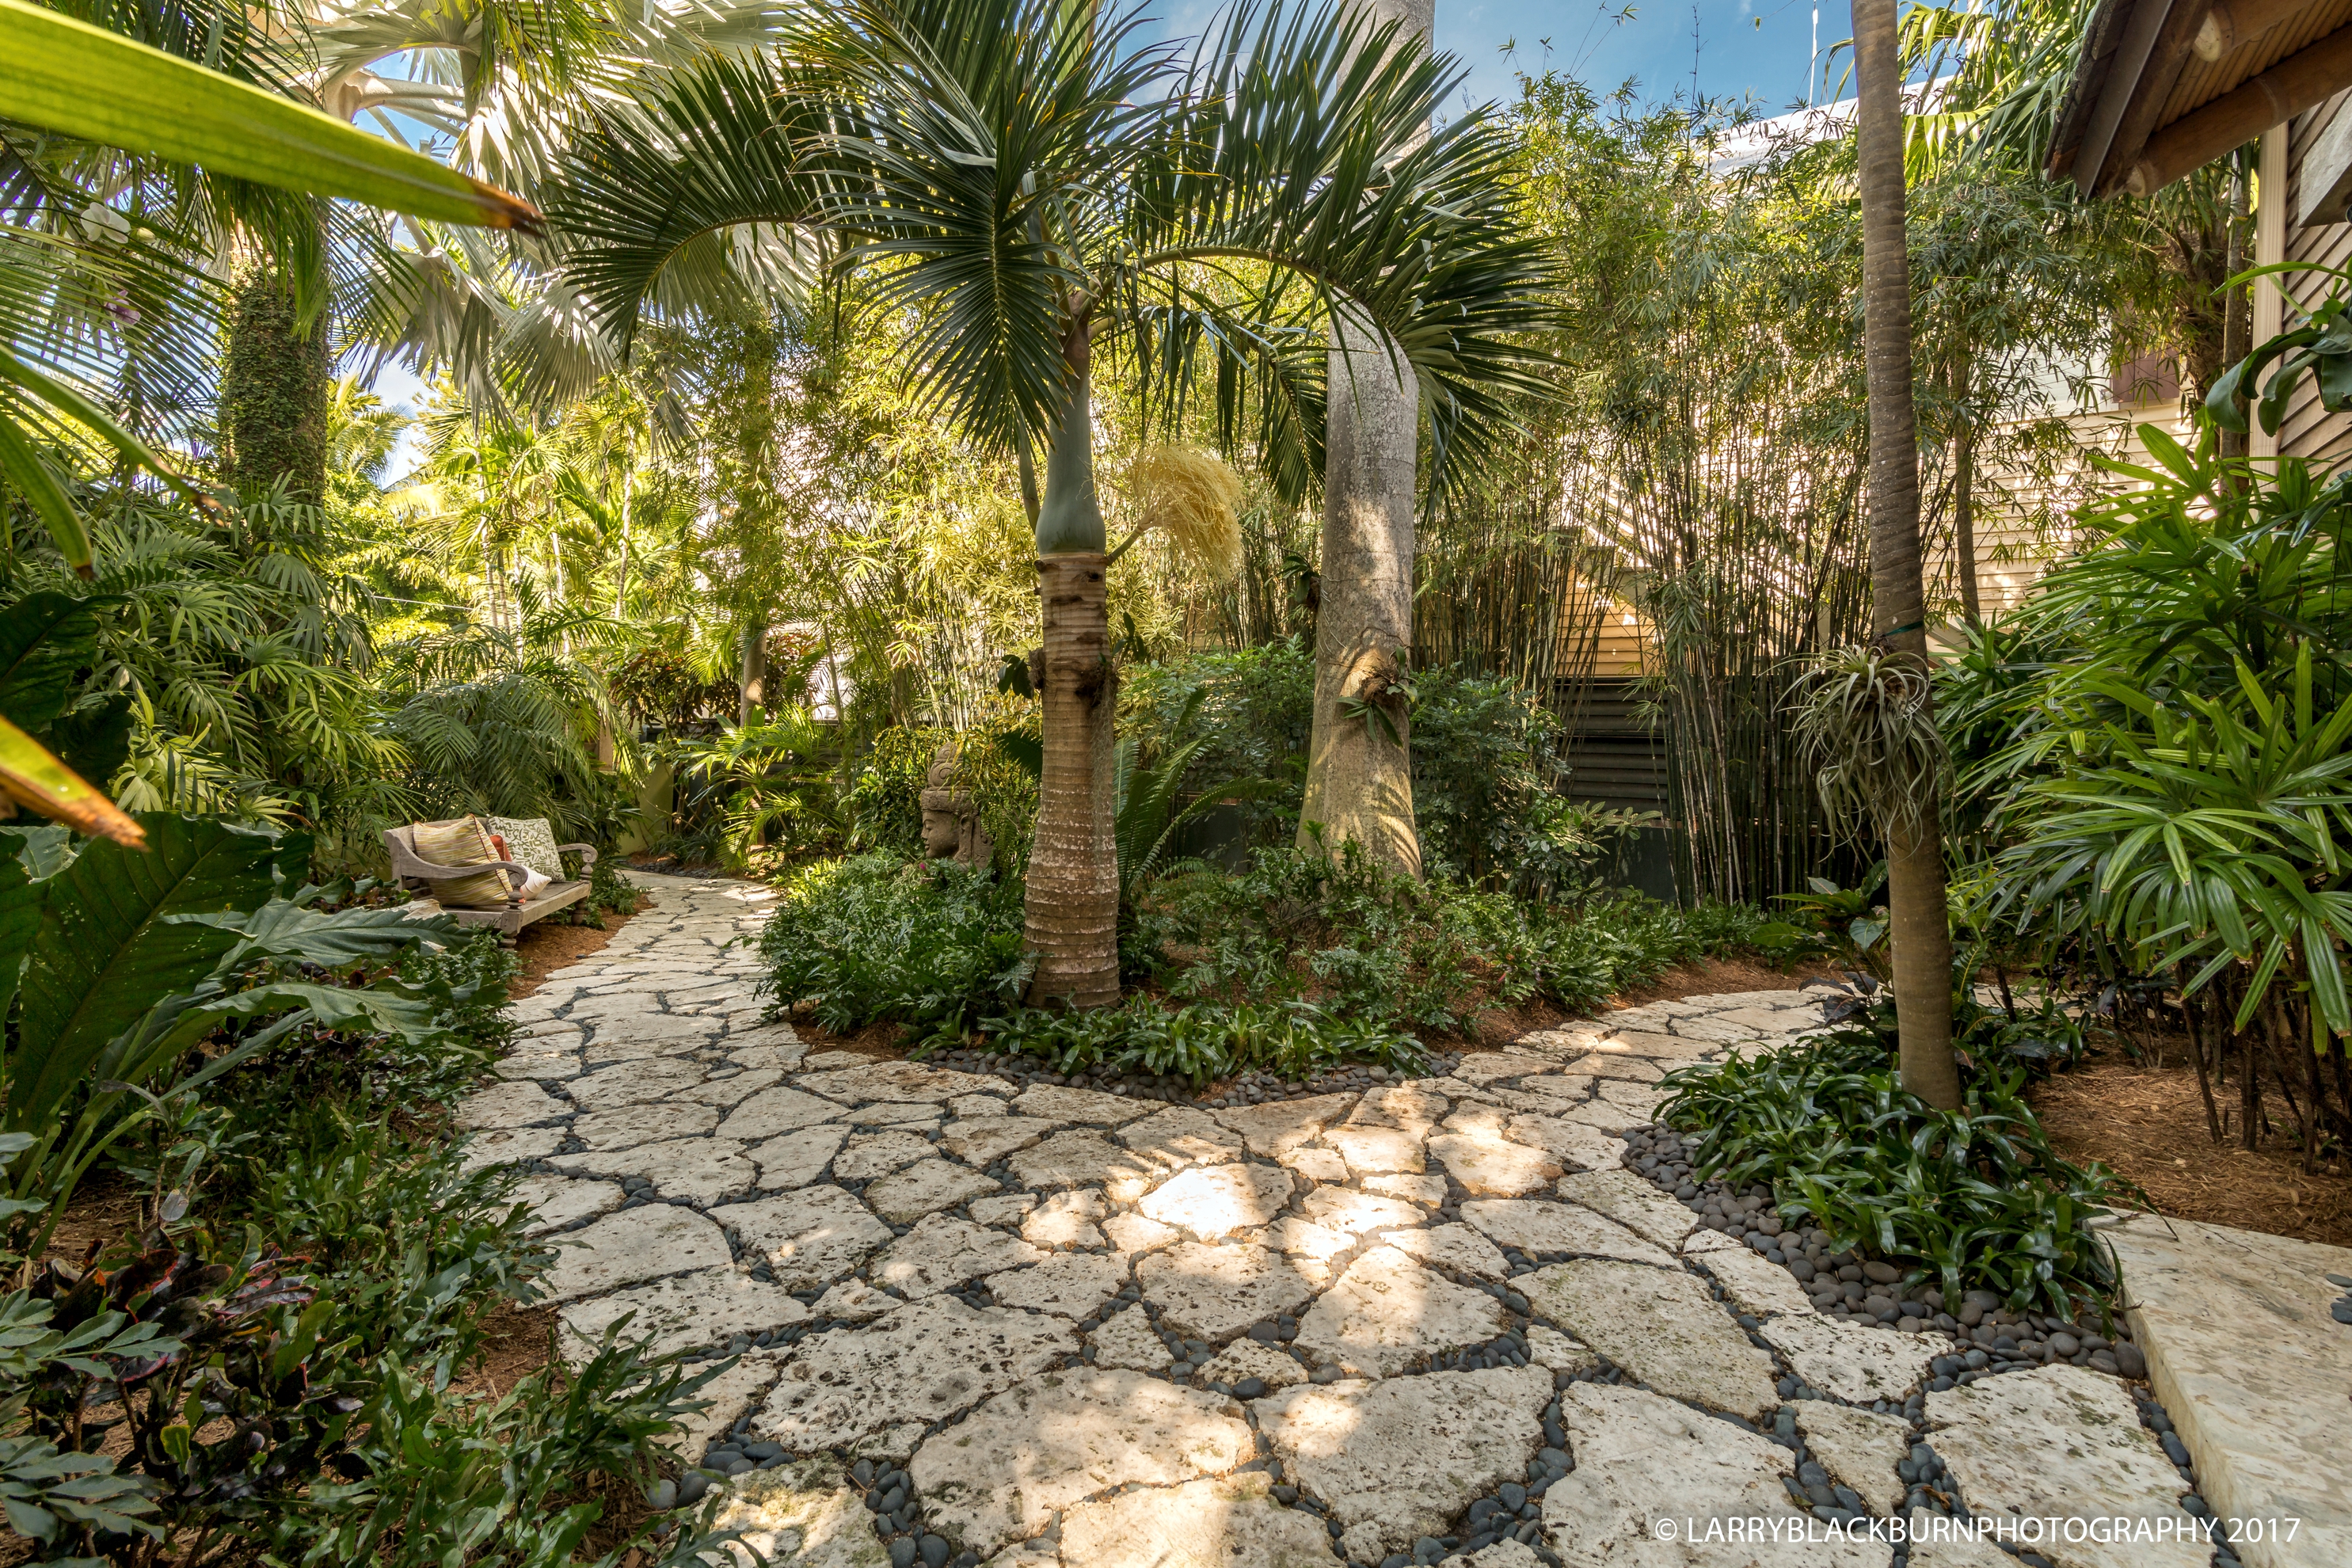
[0,718,142,848]
[8,815,294,1129]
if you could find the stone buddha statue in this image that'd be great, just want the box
[919,741,992,868]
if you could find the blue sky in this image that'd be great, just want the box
[1291,0,1838,116]
[369,2,1836,478]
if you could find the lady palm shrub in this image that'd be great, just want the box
[1943,425,2352,1163]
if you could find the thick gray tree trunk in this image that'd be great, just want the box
[1298,0,1432,881]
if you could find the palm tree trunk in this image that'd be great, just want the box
[1027,345,1119,1008]
[2220,150,2251,462]
[221,264,329,508]
[1950,352,1980,626]
[1298,0,1433,881]
[1855,0,1960,1109]
[740,621,768,727]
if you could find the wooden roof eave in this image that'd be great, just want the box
[2046,0,2352,198]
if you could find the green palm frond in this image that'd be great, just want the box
[553,0,1559,500]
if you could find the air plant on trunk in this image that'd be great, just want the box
[554,0,1557,1007]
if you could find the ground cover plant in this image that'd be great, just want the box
[0,814,736,1566]
[755,835,1778,1080]
[1655,985,2141,1317]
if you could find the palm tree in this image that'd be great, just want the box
[555,0,1555,1005]
[1300,0,1432,881]
[1853,0,1960,1108]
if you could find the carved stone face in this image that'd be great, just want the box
[922,805,961,858]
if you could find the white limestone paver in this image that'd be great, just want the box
[1520,1258,1778,1421]
[1136,1162,1294,1239]
[1005,1131,1160,1201]
[539,1204,733,1303]
[1213,1092,1358,1155]
[1137,1241,1318,1343]
[1259,1365,1552,1561]
[1793,1402,1912,1517]
[511,1174,623,1235]
[1923,1364,2207,1568]
[1117,1105,1244,1170]
[1425,1129,1563,1197]
[705,1457,888,1568]
[1760,1312,1939,1405]
[455,1077,569,1128]
[722,1186,894,1292]
[1293,1245,1509,1376]
[1382,1220,1509,1280]
[1056,1471,1335,1567]
[2106,1212,2352,1568]
[1693,1242,1818,1319]
[1540,1381,1882,1568]
[659,1349,786,1460]
[985,1252,1125,1318]
[1019,1188,1106,1248]
[550,1136,753,1204]
[1087,1303,1172,1372]
[1011,1083,1153,1125]
[1460,1197,1676,1267]
[908,1368,1251,1557]
[745,1124,851,1190]
[556,1265,808,1362]
[1552,1167,1698,1250]
[569,1099,720,1151]
[491,877,2254,1568]
[938,1116,1054,1168]
[871,1212,1046,1299]
[862,1156,999,1224]
[1197,1336,1307,1391]
[757,1297,1074,1460]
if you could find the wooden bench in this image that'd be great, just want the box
[383,823,599,941]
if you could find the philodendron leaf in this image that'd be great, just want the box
[10,815,284,1131]
[0,0,542,233]
[0,592,106,731]
[169,900,454,973]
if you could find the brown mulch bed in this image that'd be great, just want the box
[1612,953,1841,1009]
[2029,1049,2352,1249]
[509,900,648,1001]
[445,1303,561,1402]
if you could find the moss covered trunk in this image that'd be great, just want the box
[221,268,329,508]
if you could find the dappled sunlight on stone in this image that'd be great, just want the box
[1136,1161,1294,1239]
[908,1368,1250,1557]
[1294,1244,1509,1376]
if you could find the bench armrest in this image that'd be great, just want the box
[556,843,599,870]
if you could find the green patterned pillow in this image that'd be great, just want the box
[487,816,566,883]
[410,816,517,908]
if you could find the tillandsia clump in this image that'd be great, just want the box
[1789,645,1950,844]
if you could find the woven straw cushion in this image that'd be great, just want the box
[486,816,567,884]
[410,816,518,909]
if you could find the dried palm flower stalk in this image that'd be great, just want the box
[1124,444,1244,580]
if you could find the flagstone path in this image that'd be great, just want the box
[456,872,2324,1568]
